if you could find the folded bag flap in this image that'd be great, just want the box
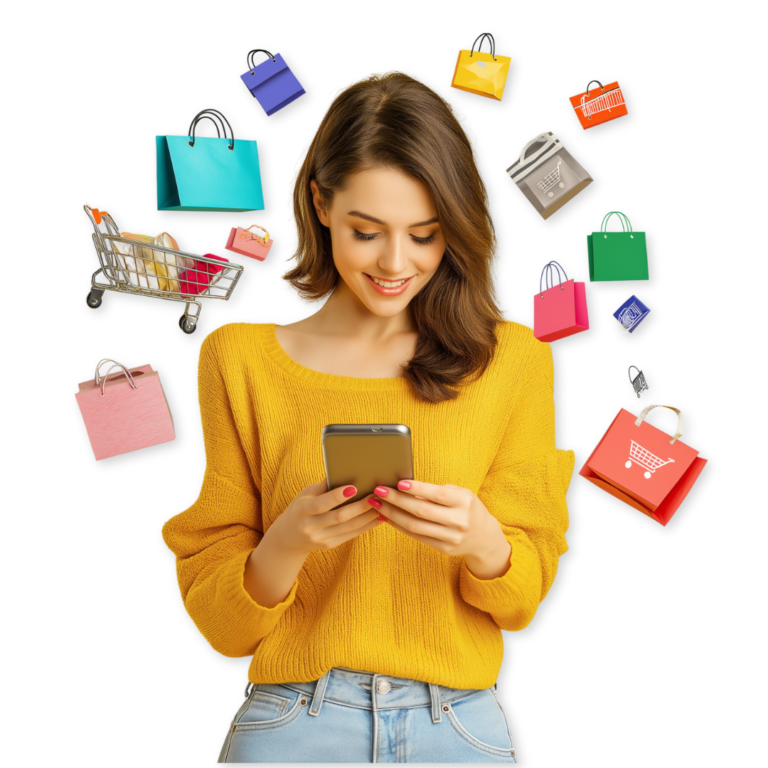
[77,361,155,395]
[241,52,289,89]
[586,407,699,509]
[507,132,561,181]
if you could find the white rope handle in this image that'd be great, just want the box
[94,359,138,398]
[520,131,555,165]
[635,405,684,445]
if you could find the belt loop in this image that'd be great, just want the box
[429,683,442,723]
[308,669,332,717]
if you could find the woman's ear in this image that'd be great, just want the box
[309,180,330,228]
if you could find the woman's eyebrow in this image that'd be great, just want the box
[347,210,439,228]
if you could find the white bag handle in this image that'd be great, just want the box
[94,359,138,398]
[635,405,684,445]
[519,133,556,165]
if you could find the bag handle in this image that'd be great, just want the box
[470,33,497,61]
[247,49,277,73]
[635,405,684,445]
[585,80,604,95]
[519,133,556,165]
[188,109,235,150]
[628,365,641,382]
[539,260,568,297]
[241,224,270,242]
[601,211,633,233]
[94,359,139,398]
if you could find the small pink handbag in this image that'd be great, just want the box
[533,261,589,342]
[225,224,273,261]
[75,359,175,460]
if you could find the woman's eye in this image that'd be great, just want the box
[352,229,436,245]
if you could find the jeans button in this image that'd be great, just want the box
[376,679,392,694]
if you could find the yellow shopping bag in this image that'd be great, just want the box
[451,33,511,101]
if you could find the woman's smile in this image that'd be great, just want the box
[364,272,416,295]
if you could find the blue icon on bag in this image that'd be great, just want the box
[614,295,650,333]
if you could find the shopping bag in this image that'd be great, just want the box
[579,405,707,526]
[157,109,264,212]
[507,132,592,219]
[533,261,589,342]
[570,80,627,129]
[627,365,649,400]
[179,253,229,296]
[451,33,511,101]
[225,224,273,261]
[588,211,649,281]
[614,295,650,333]
[241,49,306,116]
[75,359,175,461]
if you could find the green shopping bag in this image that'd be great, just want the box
[587,211,648,281]
[156,109,264,212]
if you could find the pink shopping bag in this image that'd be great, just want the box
[225,224,273,261]
[75,359,175,460]
[533,261,589,342]
[179,253,228,296]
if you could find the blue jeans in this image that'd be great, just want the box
[218,665,517,763]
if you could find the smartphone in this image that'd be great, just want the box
[322,424,414,508]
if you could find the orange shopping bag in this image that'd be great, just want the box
[579,405,707,525]
[570,80,627,129]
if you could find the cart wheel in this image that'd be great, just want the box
[180,316,197,334]
[644,471,652,479]
[625,460,632,469]
[86,291,102,308]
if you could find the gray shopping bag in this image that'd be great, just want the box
[507,132,592,219]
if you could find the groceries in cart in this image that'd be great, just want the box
[241,48,306,116]
[507,132,593,219]
[614,295,650,334]
[533,260,589,342]
[75,359,175,461]
[588,211,649,282]
[628,366,649,398]
[579,405,707,526]
[83,205,244,334]
[451,32,512,101]
[570,80,628,130]
[225,224,273,261]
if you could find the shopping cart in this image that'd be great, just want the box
[619,301,648,331]
[580,86,625,121]
[84,205,244,334]
[537,160,565,197]
[625,440,675,479]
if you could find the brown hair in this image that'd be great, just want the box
[283,71,505,404]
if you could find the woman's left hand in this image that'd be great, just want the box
[369,480,511,572]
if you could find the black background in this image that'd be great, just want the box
[63,19,728,765]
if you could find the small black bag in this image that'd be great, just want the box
[627,365,649,400]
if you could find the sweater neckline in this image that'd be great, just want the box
[260,323,411,391]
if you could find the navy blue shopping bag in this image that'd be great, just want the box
[240,49,306,116]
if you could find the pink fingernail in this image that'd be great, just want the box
[377,514,387,522]
[368,497,382,509]
[397,481,411,490]
[374,486,388,497]
[343,486,357,498]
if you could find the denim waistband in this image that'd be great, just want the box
[253,666,496,723]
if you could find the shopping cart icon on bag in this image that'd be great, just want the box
[83,205,244,334]
[537,160,565,197]
[619,302,647,331]
[625,440,675,479]
[580,87,625,121]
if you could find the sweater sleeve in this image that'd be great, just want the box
[458,339,574,631]
[161,330,299,657]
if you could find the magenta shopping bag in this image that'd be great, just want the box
[75,360,175,460]
[533,261,589,342]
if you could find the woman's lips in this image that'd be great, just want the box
[364,273,415,296]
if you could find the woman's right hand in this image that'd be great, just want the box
[266,479,384,557]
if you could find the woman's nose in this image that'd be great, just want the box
[376,234,409,273]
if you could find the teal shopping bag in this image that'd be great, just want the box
[157,109,264,212]
[587,211,648,281]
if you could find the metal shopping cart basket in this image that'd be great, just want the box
[84,205,244,333]
[537,160,565,197]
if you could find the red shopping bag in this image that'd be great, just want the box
[179,253,228,296]
[579,405,707,525]
[225,224,273,261]
[533,261,589,342]
[570,80,627,129]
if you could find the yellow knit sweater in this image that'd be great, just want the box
[161,320,574,690]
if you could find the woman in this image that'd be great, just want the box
[162,72,574,764]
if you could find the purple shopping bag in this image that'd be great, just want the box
[240,49,306,116]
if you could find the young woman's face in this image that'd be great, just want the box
[311,167,446,317]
